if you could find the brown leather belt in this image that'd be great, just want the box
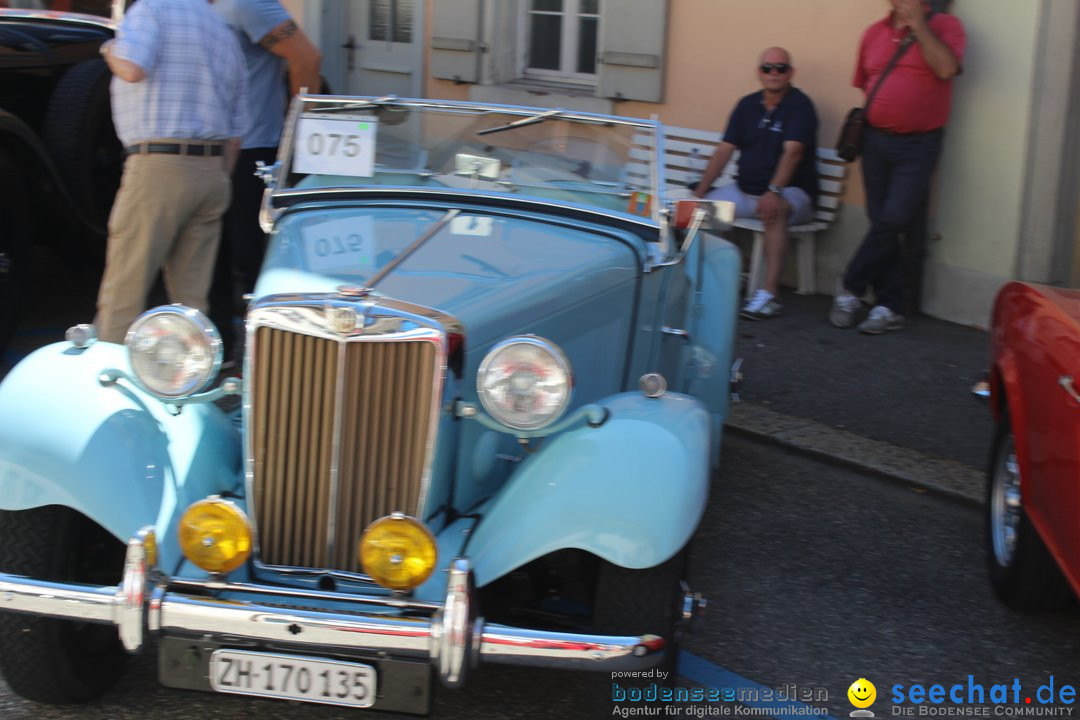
[126,142,224,157]
[867,126,943,138]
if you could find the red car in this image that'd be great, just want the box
[986,281,1080,609]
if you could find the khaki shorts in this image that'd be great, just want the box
[704,183,813,225]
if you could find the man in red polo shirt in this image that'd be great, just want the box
[829,0,965,334]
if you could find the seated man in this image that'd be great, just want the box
[693,47,818,320]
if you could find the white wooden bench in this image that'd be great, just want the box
[636,126,848,299]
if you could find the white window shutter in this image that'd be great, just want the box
[596,0,668,102]
[431,0,484,83]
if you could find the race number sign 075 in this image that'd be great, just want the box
[293,114,378,177]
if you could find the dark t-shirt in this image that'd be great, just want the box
[723,87,818,199]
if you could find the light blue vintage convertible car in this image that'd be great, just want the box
[0,97,739,713]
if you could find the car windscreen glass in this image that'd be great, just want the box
[279,98,662,224]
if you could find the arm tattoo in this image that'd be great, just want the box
[260,20,298,49]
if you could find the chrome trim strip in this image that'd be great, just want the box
[478,626,663,668]
[270,187,659,231]
[167,579,441,612]
[293,94,657,130]
[327,327,348,566]
[260,96,301,232]
[251,565,379,585]
[652,115,664,225]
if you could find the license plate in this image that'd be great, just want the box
[209,649,376,708]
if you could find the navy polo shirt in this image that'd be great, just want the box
[722,87,818,199]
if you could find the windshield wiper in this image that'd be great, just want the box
[475,109,563,136]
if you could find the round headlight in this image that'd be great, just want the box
[359,514,437,591]
[477,336,572,430]
[178,498,252,575]
[125,306,222,398]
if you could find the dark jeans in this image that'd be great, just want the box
[842,127,942,314]
[208,146,278,361]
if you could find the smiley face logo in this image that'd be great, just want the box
[848,678,877,709]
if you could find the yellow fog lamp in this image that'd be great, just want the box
[142,528,158,568]
[359,513,437,591]
[178,498,252,575]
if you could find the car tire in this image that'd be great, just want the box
[41,57,123,238]
[593,549,686,689]
[0,506,129,703]
[0,147,30,359]
[985,415,1072,610]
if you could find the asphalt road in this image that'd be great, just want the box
[732,291,993,472]
[3,435,1078,720]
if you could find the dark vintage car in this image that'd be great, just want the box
[985,281,1080,610]
[0,96,741,713]
[0,1,125,354]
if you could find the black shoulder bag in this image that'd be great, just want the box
[836,32,917,162]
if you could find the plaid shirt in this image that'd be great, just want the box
[110,0,249,146]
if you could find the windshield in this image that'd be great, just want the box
[277,97,663,224]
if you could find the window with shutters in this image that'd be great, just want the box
[369,0,413,43]
[523,0,600,86]
[430,0,666,104]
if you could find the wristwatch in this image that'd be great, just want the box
[767,183,784,195]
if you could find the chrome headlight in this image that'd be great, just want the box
[477,336,572,430]
[125,306,222,399]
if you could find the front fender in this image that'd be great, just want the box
[464,391,710,587]
[0,342,241,569]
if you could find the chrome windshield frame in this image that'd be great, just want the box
[272,94,667,232]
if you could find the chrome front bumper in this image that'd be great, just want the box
[0,528,666,688]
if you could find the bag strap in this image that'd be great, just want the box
[863,11,936,111]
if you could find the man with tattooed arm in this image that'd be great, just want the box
[210,0,323,366]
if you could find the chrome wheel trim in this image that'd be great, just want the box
[991,432,1022,567]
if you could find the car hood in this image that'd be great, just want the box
[0,13,113,69]
[0,12,114,46]
[1029,283,1080,318]
[255,205,645,346]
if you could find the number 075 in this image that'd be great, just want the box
[306,132,361,158]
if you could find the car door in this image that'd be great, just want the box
[1029,304,1080,581]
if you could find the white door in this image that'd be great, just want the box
[343,0,422,97]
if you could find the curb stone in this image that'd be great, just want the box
[723,402,984,506]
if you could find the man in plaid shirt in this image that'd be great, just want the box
[95,0,249,344]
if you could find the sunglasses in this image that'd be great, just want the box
[760,63,791,75]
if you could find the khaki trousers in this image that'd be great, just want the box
[95,153,231,343]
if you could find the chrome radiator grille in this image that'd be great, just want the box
[249,323,439,573]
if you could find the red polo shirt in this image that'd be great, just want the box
[853,12,966,134]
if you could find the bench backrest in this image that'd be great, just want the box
[633,125,848,227]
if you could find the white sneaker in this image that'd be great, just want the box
[829,293,862,328]
[857,305,904,334]
[740,289,782,320]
